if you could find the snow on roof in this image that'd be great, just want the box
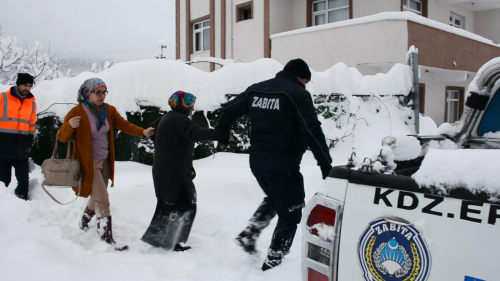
[3,58,413,120]
[467,56,500,96]
[412,149,500,199]
[271,12,500,48]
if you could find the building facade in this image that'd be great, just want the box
[176,0,500,125]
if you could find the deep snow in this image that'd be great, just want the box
[1,152,325,281]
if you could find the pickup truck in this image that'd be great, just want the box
[301,59,500,281]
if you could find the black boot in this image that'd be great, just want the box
[14,189,28,200]
[173,243,191,252]
[236,227,259,254]
[236,197,277,255]
[261,218,298,271]
[98,216,129,251]
[79,206,96,231]
[262,252,284,271]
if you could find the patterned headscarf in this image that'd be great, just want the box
[77,78,107,102]
[168,91,196,114]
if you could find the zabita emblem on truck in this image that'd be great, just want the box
[357,217,431,281]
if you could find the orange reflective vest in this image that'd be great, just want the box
[0,88,37,135]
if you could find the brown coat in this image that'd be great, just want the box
[58,103,144,197]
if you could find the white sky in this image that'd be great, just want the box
[1,0,176,62]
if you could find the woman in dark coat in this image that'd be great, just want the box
[141,91,230,251]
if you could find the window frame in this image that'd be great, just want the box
[311,0,351,26]
[444,86,464,124]
[446,90,460,123]
[403,0,423,15]
[450,12,465,29]
[193,19,210,53]
[236,1,253,22]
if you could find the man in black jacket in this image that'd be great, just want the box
[216,59,332,270]
[0,73,36,200]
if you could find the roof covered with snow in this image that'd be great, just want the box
[271,12,500,48]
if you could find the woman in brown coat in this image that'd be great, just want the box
[58,78,154,251]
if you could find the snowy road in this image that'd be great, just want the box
[1,152,325,281]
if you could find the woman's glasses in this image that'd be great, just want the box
[94,90,109,97]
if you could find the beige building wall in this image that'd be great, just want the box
[271,20,409,72]
[428,0,475,33]
[291,0,308,30]
[353,0,401,18]
[475,8,500,44]
[270,0,294,35]
[232,0,265,62]
[191,0,210,19]
[420,72,474,125]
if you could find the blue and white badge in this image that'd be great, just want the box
[358,217,432,281]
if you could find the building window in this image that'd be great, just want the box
[194,20,210,52]
[403,0,423,15]
[446,90,460,123]
[312,0,350,26]
[450,13,465,29]
[236,1,253,22]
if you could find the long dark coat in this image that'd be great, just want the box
[152,110,228,205]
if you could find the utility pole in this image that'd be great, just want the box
[408,52,420,134]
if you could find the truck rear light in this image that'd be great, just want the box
[307,205,336,236]
[307,243,330,265]
[308,268,329,281]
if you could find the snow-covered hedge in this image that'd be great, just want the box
[2,58,423,165]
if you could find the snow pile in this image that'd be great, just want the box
[436,122,457,137]
[392,135,421,161]
[412,149,500,197]
[310,63,413,97]
[484,131,500,138]
[309,223,335,242]
[467,57,500,97]
[32,59,283,118]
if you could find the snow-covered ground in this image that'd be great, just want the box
[0,57,443,280]
[1,152,326,281]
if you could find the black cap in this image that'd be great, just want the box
[283,58,311,80]
[16,73,35,86]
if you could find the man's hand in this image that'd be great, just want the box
[320,165,332,180]
[143,127,155,137]
[69,116,81,129]
[229,133,235,142]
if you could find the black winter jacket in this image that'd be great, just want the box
[0,87,35,160]
[152,110,228,205]
[216,70,332,172]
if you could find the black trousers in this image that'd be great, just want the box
[141,187,197,250]
[0,159,29,197]
[242,169,305,256]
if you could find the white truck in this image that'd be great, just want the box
[301,60,500,281]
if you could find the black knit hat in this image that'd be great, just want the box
[16,73,35,86]
[283,58,311,80]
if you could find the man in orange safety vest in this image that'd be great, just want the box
[0,73,37,200]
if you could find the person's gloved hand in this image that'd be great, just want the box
[320,165,333,180]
